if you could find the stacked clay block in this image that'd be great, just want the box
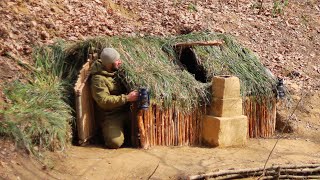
[202,76,248,147]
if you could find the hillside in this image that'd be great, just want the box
[0,0,319,179]
[1,0,319,138]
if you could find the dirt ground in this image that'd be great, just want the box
[2,91,319,180]
[1,138,319,180]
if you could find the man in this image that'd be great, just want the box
[90,47,138,149]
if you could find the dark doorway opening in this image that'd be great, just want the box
[178,47,208,83]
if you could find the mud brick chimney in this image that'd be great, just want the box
[202,75,248,147]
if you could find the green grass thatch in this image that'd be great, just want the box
[166,32,277,100]
[65,36,210,112]
[66,32,276,110]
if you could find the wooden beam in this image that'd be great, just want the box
[174,40,223,47]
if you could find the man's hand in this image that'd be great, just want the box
[127,90,138,102]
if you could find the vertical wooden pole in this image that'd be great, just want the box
[181,114,185,145]
[194,109,197,145]
[168,108,172,146]
[179,112,182,146]
[170,108,173,146]
[143,109,149,147]
[250,98,253,138]
[272,98,276,136]
[165,109,170,146]
[147,107,151,145]
[190,111,194,145]
[154,105,157,146]
[157,107,161,145]
[161,109,166,146]
[175,108,178,146]
[159,108,162,145]
[149,106,152,146]
[249,99,252,138]
[138,110,148,149]
[151,105,155,146]
[196,108,200,145]
[185,114,188,145]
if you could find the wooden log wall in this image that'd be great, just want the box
[243,97,276,138]
[137,104,204,148]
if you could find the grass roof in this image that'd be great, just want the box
[65,32,276,112]
[166,33,277,99]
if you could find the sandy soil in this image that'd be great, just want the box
[1,138,319,180]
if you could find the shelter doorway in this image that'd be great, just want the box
[178,47,208,83]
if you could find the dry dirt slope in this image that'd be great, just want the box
[0,0,320,179]
[1,0,320,86]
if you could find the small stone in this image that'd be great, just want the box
[288,70,301,77]
[30,21,37,27]
[68,36,78,41]
[40,31,49,40]
[312,66,317,70]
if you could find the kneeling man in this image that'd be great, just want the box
[90,48,138,148]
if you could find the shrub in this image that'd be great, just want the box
[0,42,74,154]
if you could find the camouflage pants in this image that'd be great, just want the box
[101,111,130,149]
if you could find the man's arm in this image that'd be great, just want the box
[91,76,128,111]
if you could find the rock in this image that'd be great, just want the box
[40,30,49,40]
[68,36,78,41]
[0,161,5,167]
[30,21,37,27]
[288,70,301,78]
[275,53,284,61]
[287,81,301,93]
[291,95,301,101]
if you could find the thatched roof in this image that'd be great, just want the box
[65,32,276,112]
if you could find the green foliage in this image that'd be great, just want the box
[272,0,288,16]
[33,41,78,85]
[300,14,310,27]
[250,1,263,10]
[187,3,198,12]
[1,81,72,152]
[0,41,73,154]
[173,0,182,7]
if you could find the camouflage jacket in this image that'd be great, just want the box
[90,59,128,113]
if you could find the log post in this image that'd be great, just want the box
[137,110,149,149]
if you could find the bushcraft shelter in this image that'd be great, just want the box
[71,32,277,148]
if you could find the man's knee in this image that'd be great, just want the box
[105,136,124,149]
[101,119,124,149]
